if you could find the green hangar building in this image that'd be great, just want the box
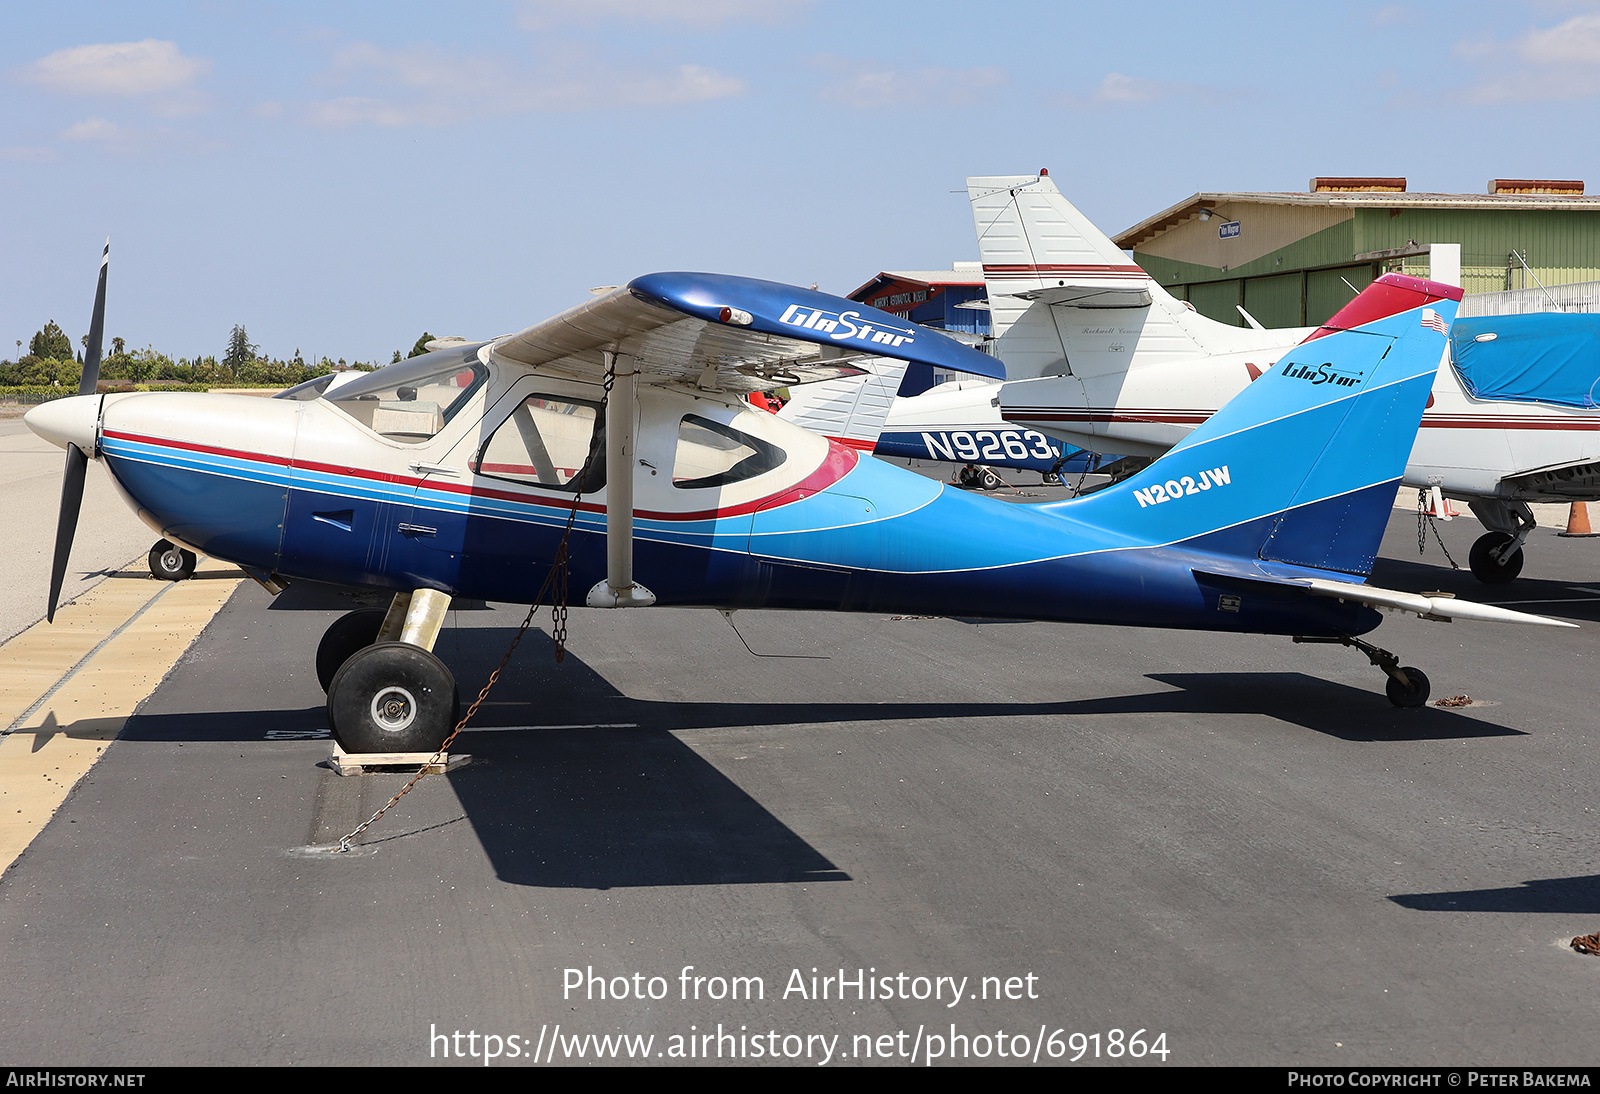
[1113,177,1600,328]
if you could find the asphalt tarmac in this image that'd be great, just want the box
[0,417,165,643]
[0,488,1596,1067]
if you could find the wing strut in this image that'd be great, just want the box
[586,351,656,608]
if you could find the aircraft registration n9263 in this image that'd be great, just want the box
[26,255,1574,755]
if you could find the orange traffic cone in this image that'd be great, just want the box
[1558,501,1598,537]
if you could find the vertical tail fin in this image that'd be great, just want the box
[1062,279,1463,577]
[968,173,1307,381]
[776,357,910,450]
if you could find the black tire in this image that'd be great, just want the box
[326,642,460,754]
[148,539,197,581]
[1385,666,1431,708]
[1469,532,1524,584]
[1042,473,1063,486]
[981,469,1004,490]
[315,608,389,693]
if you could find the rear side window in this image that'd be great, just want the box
[673,415,786,489]
[471,395,605,492]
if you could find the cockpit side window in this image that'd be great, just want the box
[672,415,786,489]
[324,347,487,443]
[470,395,606,493]
[275,374,337,401]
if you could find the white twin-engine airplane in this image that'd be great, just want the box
[969,171,1600,585]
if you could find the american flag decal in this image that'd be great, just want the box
[1420,308,1449,335]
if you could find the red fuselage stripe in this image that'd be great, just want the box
[103,429,861,522]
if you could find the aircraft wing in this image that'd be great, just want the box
[491,272,1006,394]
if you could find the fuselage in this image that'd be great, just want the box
[55,345,1379,640]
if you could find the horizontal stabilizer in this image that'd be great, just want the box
[1300,578,1577,628]
[1006,285,1153,309]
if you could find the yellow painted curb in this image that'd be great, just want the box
[0,558,243,874]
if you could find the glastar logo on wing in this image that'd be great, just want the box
[778,304,917,349]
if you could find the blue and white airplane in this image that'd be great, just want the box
[28,257,1571,755]
[776,357,1116,489]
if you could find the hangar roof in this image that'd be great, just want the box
[848,264,985,304]
[1116,191,1600,251]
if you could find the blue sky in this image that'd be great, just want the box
[4,0,1599,362]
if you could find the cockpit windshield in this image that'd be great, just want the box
[324,344,488,442]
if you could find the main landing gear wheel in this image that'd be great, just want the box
[316,608,389,693]
[326,642,460,754]
[1469,531,1524,584]
[148,539,196,581]
[1385,666,1431,708]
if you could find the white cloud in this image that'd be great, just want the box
[53,115,210,156]
[812,56,1007,110]
[1069,72,1229,108]
[1517,12,1600,63]
[1461,13,1600,102]
[1371,5,1421,27]
[61,117,123,141]
[516,0,808,29]
[19,40,210,98]
[1092,73,1165,103]
[304,41,745,127]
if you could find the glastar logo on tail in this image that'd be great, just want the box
[778,303,917,349]
[1280,360,1365,388]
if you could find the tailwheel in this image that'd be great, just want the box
[1469,532,1524,584]
[148,538,196,581]
[1384,666,1430,708]
[326,642,460,754]
[315,608,389,693]
[1292,635,1433,708]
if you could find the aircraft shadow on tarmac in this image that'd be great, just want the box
[440,727,852,889]
[103,627,1524,888]
[1390,874,1600,914]
[114,626,1524,746]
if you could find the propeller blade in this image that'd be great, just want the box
[79,239,108,397]
[46,241,108,622]
[47,443,89,623]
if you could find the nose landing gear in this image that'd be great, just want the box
[148,538,197,581]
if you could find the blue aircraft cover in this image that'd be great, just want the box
[1451,313,1600,410]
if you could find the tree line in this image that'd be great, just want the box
[1,323,438,389]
